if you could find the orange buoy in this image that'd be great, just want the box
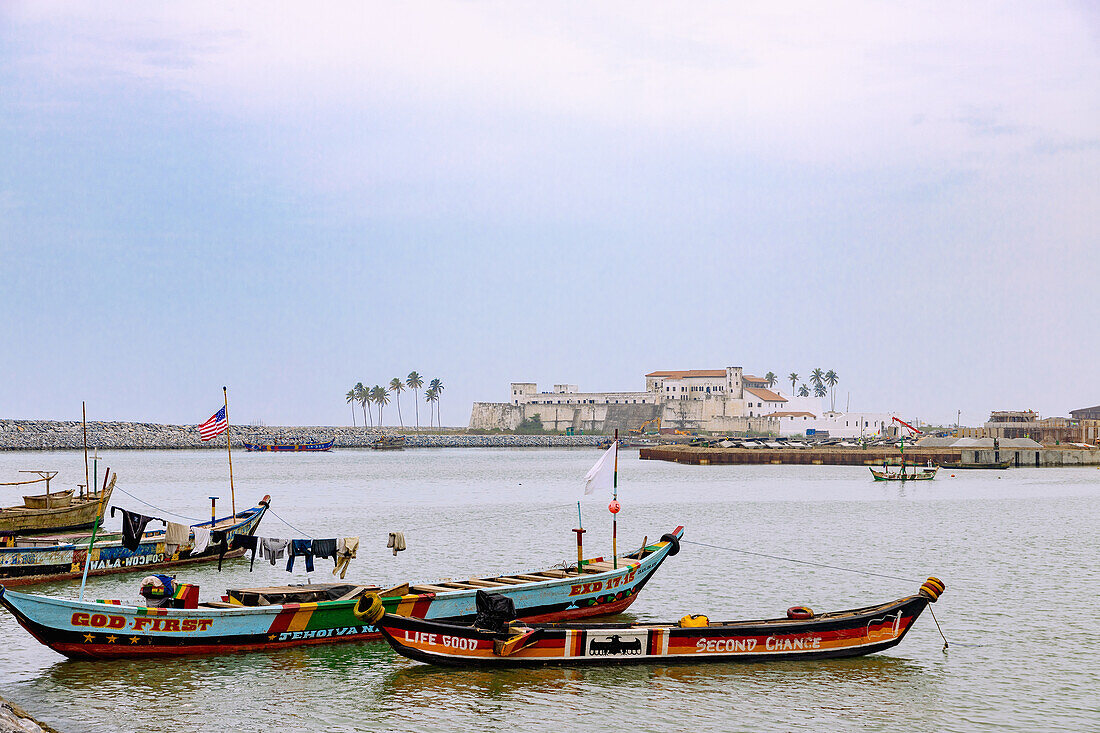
[787,606,814,619]
[608,500,621,514]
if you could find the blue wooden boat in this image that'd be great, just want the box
[0,527,683,658]
[0,496,269,586]
[242,440,334,452]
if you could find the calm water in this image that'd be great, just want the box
[0,448,1096,732]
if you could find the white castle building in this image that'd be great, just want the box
[470,367,897,437]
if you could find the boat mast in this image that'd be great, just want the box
[223,386,237,519]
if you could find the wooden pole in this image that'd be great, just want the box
[612,429,618,569]
[81,403,89,500]
[573,501,585,566]
[223,386,236,518]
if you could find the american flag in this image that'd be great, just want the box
[199,406,228,441]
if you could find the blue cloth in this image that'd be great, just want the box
[287,539,314,572]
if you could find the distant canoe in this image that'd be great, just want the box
[869,466,937,481]
[242,440,333,452]
[371,435,406,450]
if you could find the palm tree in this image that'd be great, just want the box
[809,365,827,394]
[355,382,371,427]
[345,389,358,427]
[798,384,810,397]
[764,372,777,389]
[788,373,798,395]
[428,378,444,428]
[424,386,438,430]
[406,371,423,430]
[389,377,405,427]
[814,383,828,399]
[824,370,839,411]
[371,385,389,426]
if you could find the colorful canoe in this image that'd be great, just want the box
[375,577,947,667]
[242,440,334,452]
[0,527,683,659]
[370,435,405,450]
[0,496,269,586]
[940,461,1011,470]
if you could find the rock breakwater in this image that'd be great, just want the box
[0,420,605,451]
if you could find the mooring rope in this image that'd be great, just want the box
[110,484,207,523]
[263,506,316,540]
[680,539,923,584]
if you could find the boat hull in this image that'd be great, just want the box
[940,461,1011,470]
[376,592,934,668]
[0,527,683,659]
[0,498,269,586]
[0,484,113,535]
[242,441,333,452]
[869,467,937,481]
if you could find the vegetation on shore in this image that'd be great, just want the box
[345,372,443,429]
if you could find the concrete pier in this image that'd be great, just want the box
[639,445,1100,467]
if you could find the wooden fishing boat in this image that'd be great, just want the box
[375,577,947,667]
[0,496,269,586]
[939,460,1011,470]
[869,466,937,481]
[0,472,114,535]
[242,440,334,452]
[370,435,406,450]
[0,527,683,659]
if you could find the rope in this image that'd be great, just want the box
[109,485,206,523]
[928,605,950,651]
[263,506,316,540]
[680,539,922,584]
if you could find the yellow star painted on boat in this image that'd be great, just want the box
[268,634,277,641]
[106,635,118,644]
[83,633,95,643]
[129,636,141,644]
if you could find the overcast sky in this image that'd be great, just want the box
[2,1,1097,428]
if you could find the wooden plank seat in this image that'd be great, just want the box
[488,577,530,585]
[583,561,616,571]
[410,584,458,594]
[514,574,550,582]
[536,570,569,578]
[464,579,510,587]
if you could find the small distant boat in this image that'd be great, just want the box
[377,578,947,667]
[0,496,269,586]
[371,435,406,450]
[940,461,1011,470]
[869,465,938,481]
[0,528,683,658]
[1,471,115,535]
[242,440,334,452]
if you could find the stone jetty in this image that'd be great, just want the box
[0,420,605,451]
[0,696,58,733]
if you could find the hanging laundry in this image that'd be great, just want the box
[164,522,189,555]
[287,539,314,572]
[312,538,338,566]
[111,507,154,552]
[212,530,230,571]
[261,537,289,566]
[333,537,359,580]
[387,532,407,557]
[190,526,211,554]
[231,535,259,571]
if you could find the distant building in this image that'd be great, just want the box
[1070,405,1100,420]
[959,410,1079,444]
[473,366,892,436]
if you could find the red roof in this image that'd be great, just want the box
[645,370,727,379]
[743,374,768,383]
[766,411,816,418]
[745,387,787,402]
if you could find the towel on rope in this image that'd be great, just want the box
[164,522,189,555]
[261,537,289,565]
[387,532,406,556]
[190,526,211,554]
[333,537,359,579]
[231,535,259,571]
[111,507,154,552]
[287,539,314,572]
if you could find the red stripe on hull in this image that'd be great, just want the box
[520,593,639,623]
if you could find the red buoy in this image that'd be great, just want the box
[608,500,621,514]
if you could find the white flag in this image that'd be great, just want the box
[583,442,617,495]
